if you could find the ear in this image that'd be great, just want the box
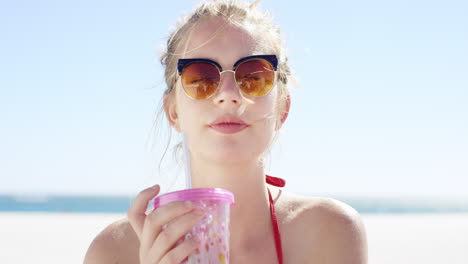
[276,94,291,130]
[163,93,181,132]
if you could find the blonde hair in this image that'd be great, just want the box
[154,0,293,176]
[161,0,291,105]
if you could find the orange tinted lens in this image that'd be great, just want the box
[181,62,220,99]
[235,59,275,96]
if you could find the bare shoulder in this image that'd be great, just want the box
[84,218,140,264]
[275,190,368,264]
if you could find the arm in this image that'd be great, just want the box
[321,201,368,264]
[83,219,140,264]
[298,198,368,264]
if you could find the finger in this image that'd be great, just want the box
[140,200,196,252]
[150,208,204,258]
[127,184,160,238]
[156,235,200,264]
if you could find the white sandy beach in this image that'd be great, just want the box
[0,212,467,264]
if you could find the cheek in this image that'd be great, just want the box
[178,106,199,132]
[175,88,197,131]
[257,91,279,120]
[250,95,279,140]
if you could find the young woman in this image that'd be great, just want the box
[85,1,367,263]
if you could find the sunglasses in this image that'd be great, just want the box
[177,55,278,99]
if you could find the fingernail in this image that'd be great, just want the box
[151,184,159,190]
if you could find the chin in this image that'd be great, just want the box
[201,145,262,165]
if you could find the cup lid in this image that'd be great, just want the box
[153,188,235,209]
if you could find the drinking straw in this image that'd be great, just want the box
[182,132,192,188]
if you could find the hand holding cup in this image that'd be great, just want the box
[127,185,204,264]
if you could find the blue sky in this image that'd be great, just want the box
[1,0,467,198]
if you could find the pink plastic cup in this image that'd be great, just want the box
[153,188,235,264]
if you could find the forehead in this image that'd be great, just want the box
[181,17,264,64]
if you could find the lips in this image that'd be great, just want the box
[209,115,248,134]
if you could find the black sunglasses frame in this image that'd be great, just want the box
[176,55,278,99]
[177,55,278,76]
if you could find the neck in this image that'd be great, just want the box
[190,157,273,251]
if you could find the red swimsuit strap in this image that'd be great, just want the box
[266,175,286,187]
[266,175,284,264]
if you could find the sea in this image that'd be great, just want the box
[1,194,467,214]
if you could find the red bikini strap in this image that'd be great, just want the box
[265,174,285,264]
[268,188,284,264]
[265,175,286,187]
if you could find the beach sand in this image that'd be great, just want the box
[364,213,468,264]
[1,212,467,263]
[0,212,125,264]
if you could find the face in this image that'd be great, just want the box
[165,17,285,165]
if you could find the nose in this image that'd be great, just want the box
[212,70,243,104]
